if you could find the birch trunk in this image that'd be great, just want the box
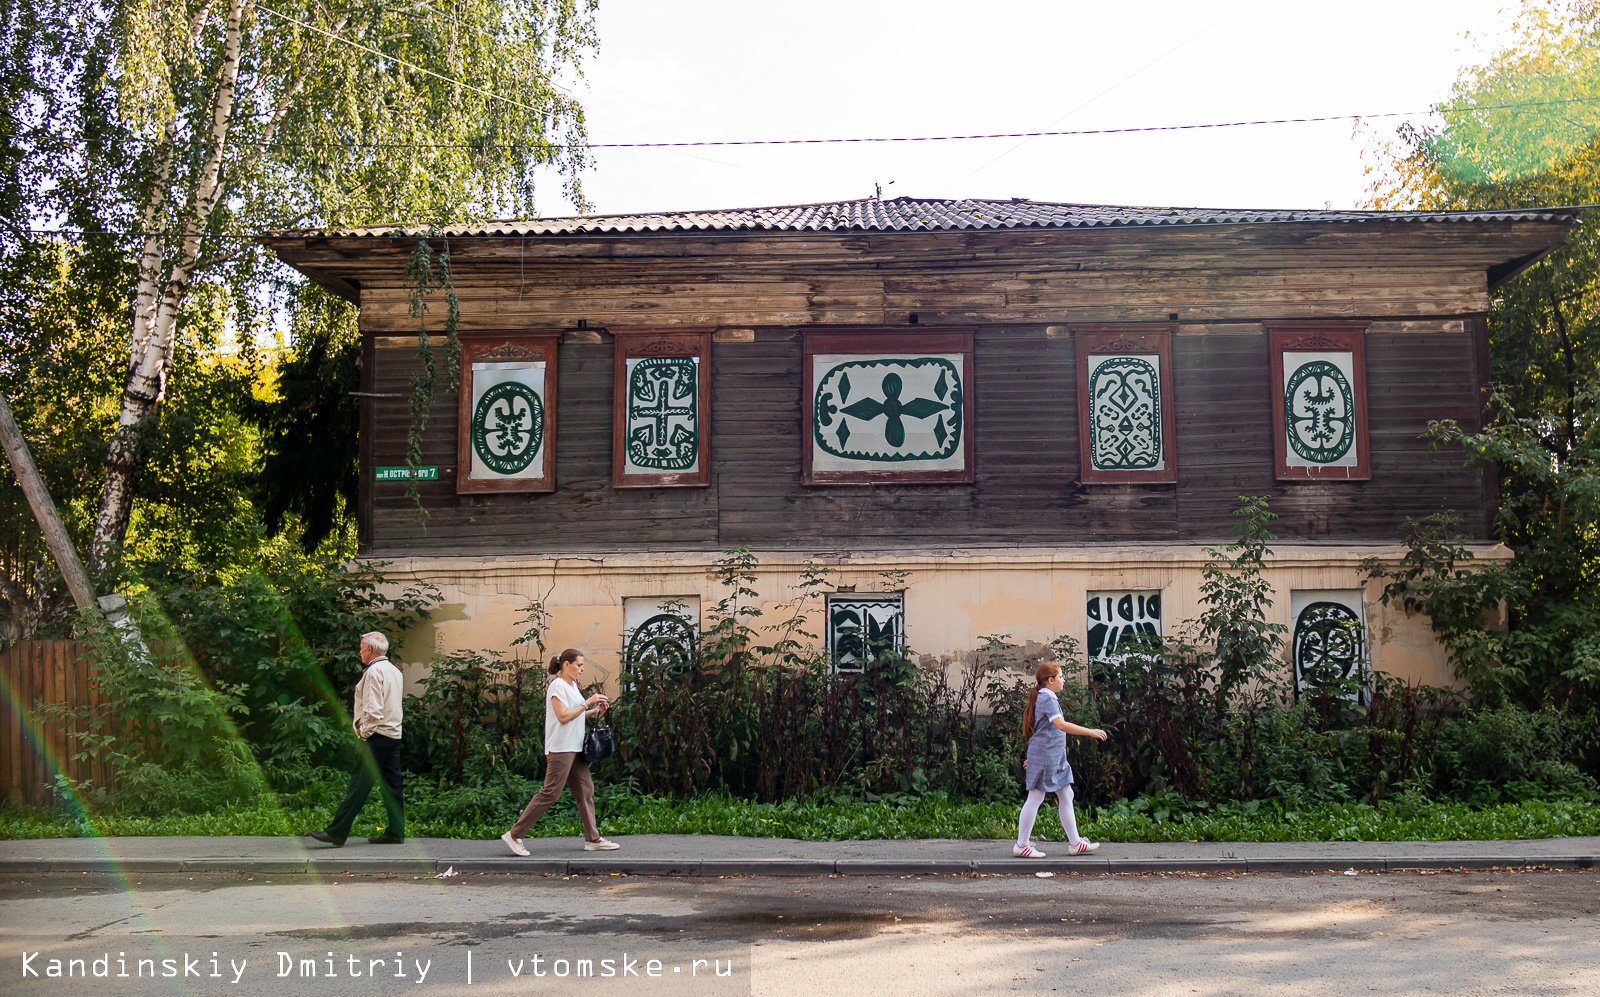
[88,0,245,575]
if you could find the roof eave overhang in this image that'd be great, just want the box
[262,214,1580,305]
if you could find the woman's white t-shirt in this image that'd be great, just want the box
[545,676,587,754]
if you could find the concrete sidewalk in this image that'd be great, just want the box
[1,834,1595,877]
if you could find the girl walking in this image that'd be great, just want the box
[501,649,620,855]
[1015,660,1108,857]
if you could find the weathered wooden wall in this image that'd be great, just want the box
[360,323,1486,554]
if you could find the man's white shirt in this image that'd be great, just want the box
[353,656,404,739]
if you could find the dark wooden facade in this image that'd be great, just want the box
[267,204,1574,557]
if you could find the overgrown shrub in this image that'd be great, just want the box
[58,500,1597,820]
[56,551,434,814]
[603,551,1036,803]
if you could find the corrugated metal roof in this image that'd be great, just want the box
[308,196,1578,238]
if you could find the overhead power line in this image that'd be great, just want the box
[578,97,1600,148]
[41,94,1600,154]
[230,3,1600,153]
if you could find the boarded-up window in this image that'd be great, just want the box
[1074,326,1178,484]
[803,332,975,485]
[612,329,713,488]
[1290,589,1369,705]
[826,594,905,672]
[456,334,559,493]
[1270,325,1371,481]
[622,596,700,675]
[1086,590,1162,666]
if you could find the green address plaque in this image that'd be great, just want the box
[375,465,439,482]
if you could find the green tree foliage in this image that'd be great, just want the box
[3,0,597,632]
[0,238,272,640]
[1,241,126,641]
[249,286,360,553]
[61,552,436,814]
[16,0,596,575]
[1365,1,1600,707]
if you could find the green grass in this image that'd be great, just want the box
[3,791,1597,843]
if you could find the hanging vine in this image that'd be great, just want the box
[402,234,463,520]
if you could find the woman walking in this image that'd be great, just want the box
[501,649,620,854]
[1015,660,1108,857]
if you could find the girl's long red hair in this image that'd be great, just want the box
[1023,661,1062,739]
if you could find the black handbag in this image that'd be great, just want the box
[581,722,616,764]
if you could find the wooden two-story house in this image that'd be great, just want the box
[267,197,1576,695]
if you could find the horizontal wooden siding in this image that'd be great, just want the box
[363,327,1484,553]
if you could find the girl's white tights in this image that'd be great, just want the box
[1016,787,1083,847]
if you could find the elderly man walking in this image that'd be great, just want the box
[309,631,405,846]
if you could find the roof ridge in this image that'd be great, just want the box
[285,197,1581,239]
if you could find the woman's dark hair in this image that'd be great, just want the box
[1022,661,1062,740]
[549,648,584,675]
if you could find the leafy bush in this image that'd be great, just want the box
[405,503,1595,816]
[600,550,1035,803]
[49,499,1597,825]
[56,551,434,814]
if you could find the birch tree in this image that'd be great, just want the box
[48,0,596,575]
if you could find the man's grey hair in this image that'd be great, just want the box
[361,631,390,656]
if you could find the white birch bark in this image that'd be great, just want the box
[89,0,245,574]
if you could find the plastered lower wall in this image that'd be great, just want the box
[369,544,1508,699]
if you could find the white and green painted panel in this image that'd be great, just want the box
[826,594,905,672]
[468,361,547,481]
[623,595,699,675]
[1086,353,1164,472]
[1290,589,1368,704]
[1282,351,1358,469]
[1086,590,1162,663]
[622,356,700,476]
[810,354,965,473]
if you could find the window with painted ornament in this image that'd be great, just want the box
[1073,326,1178,484]
[826,593,905,672]
[611,328,713,488]
[1269,324,1371,481]
[1086,590,1163,681]
[803,331,974,485]
[456,333,559,493]
[622,596,700,676]
[1290,590,1369,705]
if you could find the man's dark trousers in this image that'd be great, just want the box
[326,733,404,840]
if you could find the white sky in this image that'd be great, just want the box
[545,0,1521,216]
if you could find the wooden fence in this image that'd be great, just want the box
[0,640,111,806]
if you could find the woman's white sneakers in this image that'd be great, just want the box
[1014,840,1101,857]
[500,832,530,857]
[502,831,620,854]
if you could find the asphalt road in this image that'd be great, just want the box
[2,868,1596,995]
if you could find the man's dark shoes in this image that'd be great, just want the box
[307,830,345,847]
[368,834,405,845]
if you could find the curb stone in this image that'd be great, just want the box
[570,858,701,877]
[181,858,310,874]
[445,858,568,875]
[308,858,436,875]
[0,853,1595,877]
[700,860,835,877]
[835,860,973,876]
[971,858,1112,874]
[1244,857,1385,873]
[1107,858,1247,873]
